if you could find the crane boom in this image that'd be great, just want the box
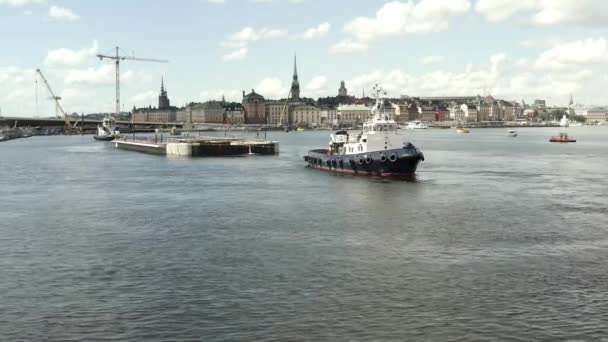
[96,54,168,63]
[36,69,79,131]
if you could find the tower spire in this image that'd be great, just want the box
[289,53,300,101]
[293,53,298,80]
[161,76,165,92]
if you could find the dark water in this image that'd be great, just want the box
[1,127,608,341]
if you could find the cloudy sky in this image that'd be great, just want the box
[1,0,607,117]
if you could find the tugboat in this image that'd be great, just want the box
[93,115,119,141]
[304,84,424,179]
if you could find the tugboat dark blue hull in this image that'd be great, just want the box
[304,145,424,179]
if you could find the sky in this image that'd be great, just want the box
[1,0,608,117]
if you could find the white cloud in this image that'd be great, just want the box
[0,0,44,6]
[534,37,608,70]
[221,27,288,48]
[343,0,470,42]
[255,77,286,98]
[475,0,608,26]
[44,41,98,67]
[64,64,134,86]
[250,0,304,3]
[305,75,327,91]
[344,52,598,105]
[48,5,79,21]
[222,47,248,62]
[199,89,240,102]
[128,91,157,107]
[533,0,608,26]
[304,75,329,97]
[420,55,445,65]
[475,0,536,22]
[302,22,330,39]
[329,39,368,54]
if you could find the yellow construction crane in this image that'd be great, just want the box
[96,47,168,120]
[36,68,78,132]
[277,89,292,131]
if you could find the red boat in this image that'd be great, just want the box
[550,132,576,143]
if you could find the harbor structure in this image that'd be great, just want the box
[114,136,278,157]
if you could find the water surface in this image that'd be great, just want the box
[1,127,607,340]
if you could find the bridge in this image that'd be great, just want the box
[0,116,184,130]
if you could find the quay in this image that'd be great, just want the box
[114,136,279,157]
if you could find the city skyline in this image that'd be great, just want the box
[1,0,608,117]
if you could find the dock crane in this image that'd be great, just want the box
[277,89,292,131]
[36,68,78,132]
[96,47,168,121]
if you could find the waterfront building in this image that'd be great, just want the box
[242,89,266,124]
[225,103,245,125]
[534,99,546,109]
[189,101,225,124]
[336,104,371,127]
[497,100,515,121]
[293,105,321,128]
[513,101,524,119]
[449,103,466,122]
[265,101,286,125]
[573,104,589,116]
[461,104,478,122]
[176,107,190,123]
[435,107,450,121]
[320,107,337,127]
[403,103,420,122]
[338,80,348,97]
[132,106,177,123]
[419,107,436,122]
[587,107,608,123]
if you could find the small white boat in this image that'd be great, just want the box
[569,122,583,127]
[406,121,428,130]
[507,129,518,137]
[559,114,569,127]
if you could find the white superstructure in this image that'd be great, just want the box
[96,115,119,139]
[330,84,411,156]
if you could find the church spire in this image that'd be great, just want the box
[161,76,165,92]
[290,53,300,101]
[293,54,298,81]
[569,93,573,106]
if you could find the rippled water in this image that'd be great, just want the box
[1,127,608,341]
